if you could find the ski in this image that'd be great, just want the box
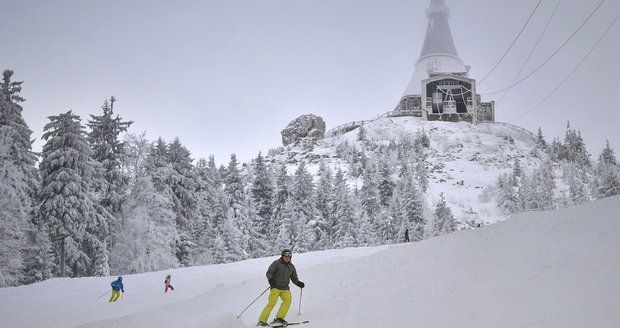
[268,320,309,327]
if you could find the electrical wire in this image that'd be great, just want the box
[509,13,620,123]
[482,0,608,95]
[478,0,543,85]
[496,0,563,106]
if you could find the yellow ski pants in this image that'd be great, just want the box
[258,288,292,322]
[109,290,121,303]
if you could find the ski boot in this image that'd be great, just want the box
[270,318,288,326]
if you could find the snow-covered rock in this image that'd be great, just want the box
[280,114,326,146]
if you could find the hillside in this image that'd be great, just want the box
[271,116,542,225]
[2,196,618,328]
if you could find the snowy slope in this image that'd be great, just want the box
[274,116,542,224]
[2,196,619,328]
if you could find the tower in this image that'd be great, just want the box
[404,0,466,97]
[393,0,494,123]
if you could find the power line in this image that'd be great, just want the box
[482,0,608,95]
[509,13,620,123]
[478,0,543,85]
[496,0,563,106]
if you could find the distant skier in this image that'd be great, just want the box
[404,228,410,242]
[257,249,305,327]
[109,276,124,303]
[164,274,174,293]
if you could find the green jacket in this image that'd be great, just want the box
[266,258,301,290]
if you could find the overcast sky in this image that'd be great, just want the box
[2,0,618,164]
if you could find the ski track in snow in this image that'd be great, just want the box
[2,197,619,328]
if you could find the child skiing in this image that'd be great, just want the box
[109,276,124,303]
[257,249,305,327]
[164,274,174,293]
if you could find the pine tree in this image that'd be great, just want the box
[271,164,290,245]
[331,169,356,248]
[224,154,249,259]
[0,70,42,286]
[496,174,520,215]
[87,96,133,216]
[536,127,547,150]
[251,152,274,238]
[397,169,426,241]
[433,193,457,236]
[596,141,620,198]
[378,160,395,207]
[314,161,333,249]
[39,111,110,277]
[288,161,315,251]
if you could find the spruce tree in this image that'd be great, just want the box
[596,141,620,198]
[39,111,110,277]
[271,164,290,244]
[314,161,333,249]
[331,169,356,248]
[87,96,132,216]
[251,152,274,238]
[0,70,42,285]
[433,193,457,236]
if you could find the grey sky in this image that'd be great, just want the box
[2,0,619,164]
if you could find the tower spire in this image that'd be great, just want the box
[420,0,459,58]
[402,0,465,96]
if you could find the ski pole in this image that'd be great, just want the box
[97,290,111,300]
[236,286,270,319]
[298,288,303,315]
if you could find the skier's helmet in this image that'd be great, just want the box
[281,249,292,257]
[118,276,123,281]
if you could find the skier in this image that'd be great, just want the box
[109,276,124,303]
[257,249,305,327]
[164,274,174,293]
[404,228,410,242]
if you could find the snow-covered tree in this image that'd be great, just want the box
[433,193,457,236]
[250,152,274,239]
[288,161,315,252]
[271,164,290,243]
[331,169,356,248]
[314,161,333,249]
[111,177,178,274]
[39,111,111,277]
[535,127,547,150]
[0,70,41,286]
[87,96,132,217]
[596,141,619,198]
[224,154,249,259]
[496,174,520,215]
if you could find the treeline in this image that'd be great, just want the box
[495,126,619,214]
[0,71,456,287]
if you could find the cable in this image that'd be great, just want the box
[478,0,543,85]
[497,0,563,106]
[509,13,620,123]
[482,0,608,95]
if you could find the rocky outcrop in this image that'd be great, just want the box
[281,114,326,146]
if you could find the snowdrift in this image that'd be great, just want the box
[2,196,619,328]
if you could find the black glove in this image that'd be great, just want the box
[268,279,276,287]
[296,281,305,288]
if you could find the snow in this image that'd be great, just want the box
[281,116,541,225]
[2,196,619,328]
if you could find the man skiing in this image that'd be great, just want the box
[257,249,305,327]
[164,274,174,293]
[404,228,410,242]
[109,276,124,303]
